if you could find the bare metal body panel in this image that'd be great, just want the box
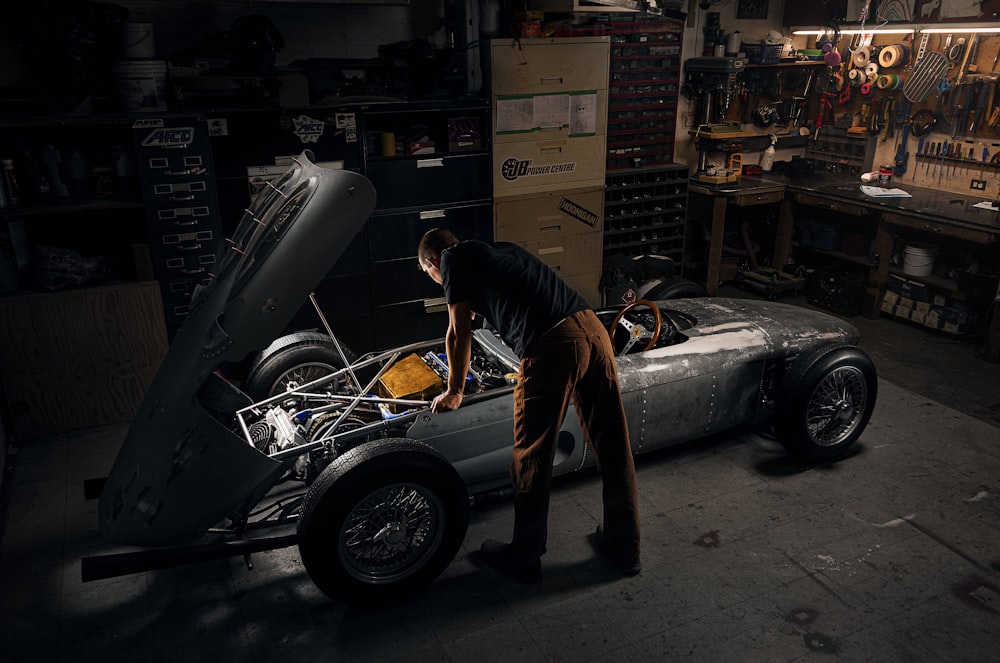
[99,154,377,545]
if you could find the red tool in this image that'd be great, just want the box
[814,92,836,140]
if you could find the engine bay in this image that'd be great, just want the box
[220,305,691,485]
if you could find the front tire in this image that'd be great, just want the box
[244,331,355,400]
[774,345,877,461]
[297,439,470,606]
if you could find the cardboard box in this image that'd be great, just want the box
[898,296,914,311]
[925,306,944,329]
[447,116,481,152]
[909,308,926,325]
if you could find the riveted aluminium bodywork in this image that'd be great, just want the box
[89,149,872,597]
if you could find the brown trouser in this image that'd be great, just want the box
[508,308,641,563]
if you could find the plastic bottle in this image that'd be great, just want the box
[761,134,776,172]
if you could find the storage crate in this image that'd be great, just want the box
[742,42,783,64]
[806,266,866,316]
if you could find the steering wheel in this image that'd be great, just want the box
[609,299,662,356]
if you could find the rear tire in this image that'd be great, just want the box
[297,439,470,606]
[640,277,708,300]
[774,345,877,461]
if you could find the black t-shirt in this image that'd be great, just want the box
[441,240,589,357]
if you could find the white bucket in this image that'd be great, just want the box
[113,60,168,112]
[903,242,937,276]
[122,22,156,59]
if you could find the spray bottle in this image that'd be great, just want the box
[761,134,776,172]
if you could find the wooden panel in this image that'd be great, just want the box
[0,282,167,440]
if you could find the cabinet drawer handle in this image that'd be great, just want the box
[420,209,446,220]
[540,146,563,155]
[540,76,564,85]
[816,202,836,210]
[417,158,444,168]
[923,224,942,233]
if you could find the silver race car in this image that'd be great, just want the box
[84,151,877,606]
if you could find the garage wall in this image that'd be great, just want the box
[0,0,447,88]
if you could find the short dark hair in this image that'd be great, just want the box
[418,227,460,264]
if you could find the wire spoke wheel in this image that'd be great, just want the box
[340,483,444,583]
[774,345,877,462]
[805,365,868,447]
[298,439,469,606]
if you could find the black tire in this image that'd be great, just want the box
[297,438,470,606]
[640,277,708,300]
[244,331,356,400]
[774,345,877,461]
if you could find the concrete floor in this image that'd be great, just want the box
[2,290,999,663]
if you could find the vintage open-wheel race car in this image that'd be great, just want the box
[83,152,877,607]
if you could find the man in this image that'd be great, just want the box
[417,228,641,583]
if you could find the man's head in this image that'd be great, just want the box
[418,228,460,285]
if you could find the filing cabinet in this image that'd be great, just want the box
[491,37,609,304]
[360,100,493,349]
[131,116,222,334]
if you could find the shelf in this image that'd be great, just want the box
[0,199,143,219]
[793,242,876,268]
[744,61,828,68]
[888,266,963,295]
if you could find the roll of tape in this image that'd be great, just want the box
[893,74,905,89]
[860,82,872,95]
[864,62,880,77]
[879,44,900,68]
[876,74,893,90]
[852,47,871,68]
[866,72,878,85]
[848,68,862,86]
[887,44,909,68]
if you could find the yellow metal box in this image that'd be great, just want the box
[378,353,444,408]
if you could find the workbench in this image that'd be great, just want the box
[690,173,1000,362]
[689,178,787,296]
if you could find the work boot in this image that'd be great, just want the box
[472,539,542,584]
[591,525,641,576]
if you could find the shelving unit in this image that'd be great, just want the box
[0,115,170,439]
[362,99,493,349]
[604,16,683,171]
[805,132,877,178]
[603,164,688,272]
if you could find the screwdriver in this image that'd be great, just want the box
[914,136,925,179]
[981,144,989,178]
[936,140,946,181]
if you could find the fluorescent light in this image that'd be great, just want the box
[792,29,915,35]
[919,26,1000,33]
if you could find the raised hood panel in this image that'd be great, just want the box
[99,152,376,545]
